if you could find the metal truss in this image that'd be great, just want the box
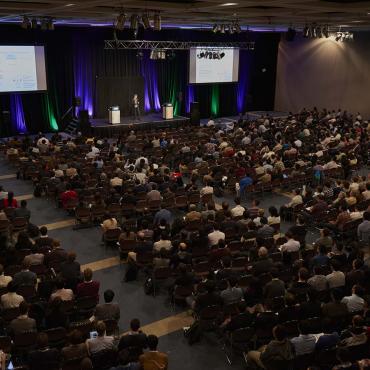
[104,40,255,50]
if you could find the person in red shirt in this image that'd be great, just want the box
[76,268,100,303]
[60,184,78,209]
[3,191,18,208]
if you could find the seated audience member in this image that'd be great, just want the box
[230,197,245,218]
[279,231,300,254]
[263,269,286,302]
[60,184,78,209]
[315,319,340,351]
[3,191,18,208]
[308,266,328,292]
[12,261,37,287]
[313,228,333,251]
[185,204,201,223]
[341,285,365,313]
[94,289,120,321]
[76,268,100,303]
[290,320,317,356]
[28,332,61,370]
[207,224,225,247]
[118,318,147,360]
[279,188,303,221]
[357,211,370,245]
[45,297,69,329]
[14,199,31,221]
[139,335,168,370]
[312,245,330,267]
[246,325,294,369]
[15,231,35,251]
[288,267,311,300]
[9,301,36,336]
[86,321,115,355]
[267,206,280,226]
[50,278,74,301]
[34,226,54,249]
[192,280,223,313]
[221,300,254,332]
[257,217,275,239]
[1,281,24,308]
[252,247,274,276]
[153,248,170,269]
[61,329,89,362]
[220,276,244,305]
[60,251,81,287]
[326,260,346,289]
[0,264,12,288]
[101,213,118,232]
[153,232,172,253]
[340,315,368,347]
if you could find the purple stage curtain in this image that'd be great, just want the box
[236,50,251,114]
[73,36,95,117]
[140,51,161,112]
[186,84,195,113]
[10,94,27,133]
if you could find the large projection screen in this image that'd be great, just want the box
[189,47,239,84]
[0,45,47,93]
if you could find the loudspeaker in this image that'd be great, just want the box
[79,110,91,135]
[190,102,200,125]
[73,96,81,107]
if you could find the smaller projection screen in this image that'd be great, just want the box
[0,45,47,93]
[189,47,239,84]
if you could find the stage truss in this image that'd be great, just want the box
[104,40,255,50]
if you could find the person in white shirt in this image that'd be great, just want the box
[362,183,370,200]
[1,281,24,308]
[0,264,12,288]
[50,279,74,301]
[341,285,365,313]
[200,182,214,197]
[208,226,225,247]
[280,232,300,252]
[230,197,245,218]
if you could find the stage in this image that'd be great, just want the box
[90,113,190,137]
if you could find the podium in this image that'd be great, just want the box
[162,103,173,120]
[109,106,120,125]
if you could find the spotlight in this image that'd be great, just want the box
[115,12,126,30]
[316,26,322,38]
[311,25,316,38]
[31,18,38,29]
[130,14,138,30]
[303,26,309,37]
[40,18,48,31]
[21,16,30,29]
[154,13,161,31]
[323,25,329,38]
[220,24,225,33]
[136,50,144,59]
[142,13,151,29]
[48,18,55,30]
[212,24,218,33]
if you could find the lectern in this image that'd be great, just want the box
[162,103,173,120]
[109,106,120,125]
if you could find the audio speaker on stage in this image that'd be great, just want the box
[190,102,200,125]
[73,96,81,107]
[79,110,91,135]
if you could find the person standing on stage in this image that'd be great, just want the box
[133,94,141,121]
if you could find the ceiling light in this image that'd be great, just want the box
[65,3,75,6]
[153,13,161,31]
[31,18,38,29]
[142,13,151,29]
[130,14,139,30]
[115,12,126,30]
[21,16,30,29]
[220,3,238,6]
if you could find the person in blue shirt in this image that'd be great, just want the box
[239,175,253,198]
[312,245,330,268]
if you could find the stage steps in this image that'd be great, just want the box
[63,118,79,135]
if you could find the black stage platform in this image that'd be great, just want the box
[91,113,190,137]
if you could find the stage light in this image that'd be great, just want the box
[41,18,48,31]
[31,18,38,29]
[21,16,30,29]
[212,24,218,33]
[335,32,342,41]
[130,14,138,30]
[142,13,151,29]
[316,26,322,38]
[167,50,176,60]
[154,13,161,31]
[234,23,241,33]
[311,25,316,38]
[303,26,309,37]
[115,12,126,30]
[220,24,225,33]
[323,25,329,38]
[136,50,144,59]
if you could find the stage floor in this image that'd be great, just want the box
[90,113,190,137]
[91,113,188,128]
